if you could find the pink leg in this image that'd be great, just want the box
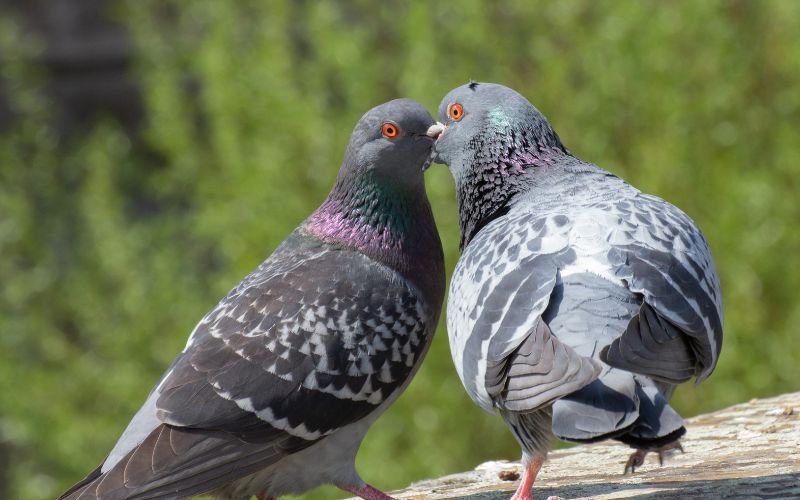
[338,483,396,500]
[255,493,275,500]
[510,455,545,500]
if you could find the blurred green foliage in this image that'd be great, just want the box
[1,1,799,499]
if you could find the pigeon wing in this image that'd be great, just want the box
[602,194,724,383]
[63,233,433,499]
[448,212,600,413]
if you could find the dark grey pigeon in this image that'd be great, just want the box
[430,82,722,500]
[61,99,445,500]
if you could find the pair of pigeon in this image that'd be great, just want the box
[61,82,723,500]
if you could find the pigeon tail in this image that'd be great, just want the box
[551,367,639,443]
[552,370,684,448]
[614,380,686,449]
[58,466,102,500]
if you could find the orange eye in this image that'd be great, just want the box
[382,123,399,138]
[448,103,464,121]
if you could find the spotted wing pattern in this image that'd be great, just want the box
[602,193,723,383]
[447,211,601,413]
[161,234,431,438]
[63,230,434,499]
[448,182,723,418]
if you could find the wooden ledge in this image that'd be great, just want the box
[383,391,800,499]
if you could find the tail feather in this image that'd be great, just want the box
[552,369,684,449]
[552,367,639,443]
[59,423,311,500]
[58,466,102,500]
[614,380,685,449]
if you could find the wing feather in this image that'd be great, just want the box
[448,211,598,412]
[604,194,723,382]
[489,318,601,411]
[449,187,722,416]
[62,232,436,499]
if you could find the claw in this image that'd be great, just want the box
[624,449,647,474]
[624,440,685,474]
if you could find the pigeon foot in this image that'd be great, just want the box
[624,440,685,474]
[510,455,546,500]
[339,483,396,500]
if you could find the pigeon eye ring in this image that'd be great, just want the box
[382,122,399,138]
[448,103,464,121]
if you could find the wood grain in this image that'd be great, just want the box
[373,392,800,499]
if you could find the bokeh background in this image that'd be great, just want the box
[1,1,798,498]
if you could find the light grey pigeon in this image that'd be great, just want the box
[60,99,445,500]
[429,82,723,500]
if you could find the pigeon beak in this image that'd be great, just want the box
[426,122,446,140]
[423,123,446,172]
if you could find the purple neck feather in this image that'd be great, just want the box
[304,172,443,296]
[457,131,570,248]
[306,198,403,254]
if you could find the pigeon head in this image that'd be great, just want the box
[432,82,566,184]
[431,82,570,247]
[340,98,440,184]
[305,99,443,292]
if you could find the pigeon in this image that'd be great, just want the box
[429,82,723,500]
[60,99,446,500]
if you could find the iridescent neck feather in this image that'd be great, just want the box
[456,124,570,248]
[305,169,442,295]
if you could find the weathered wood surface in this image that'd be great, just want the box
[383,391,800,499]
